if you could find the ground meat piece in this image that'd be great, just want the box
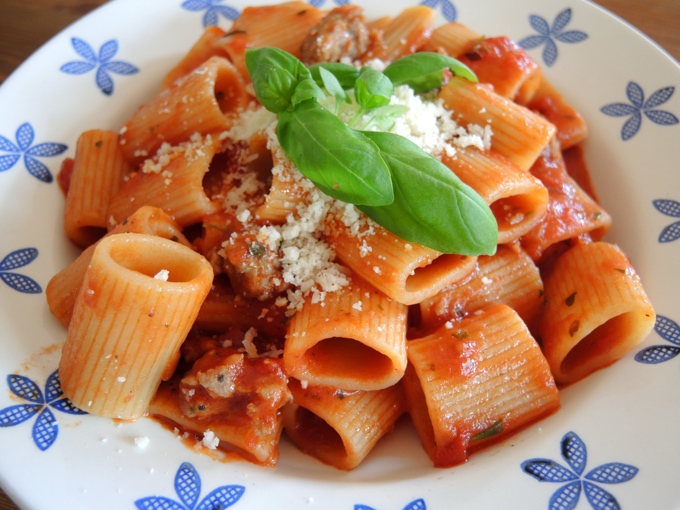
[178,348,292,424]
[220,228,288,300]
[196,212,288,300]
[300,5,370,65]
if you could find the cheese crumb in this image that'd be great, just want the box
[153,269,169,281]
[202,429,220,450]
[134,436,150,449]
[242,327,259,358]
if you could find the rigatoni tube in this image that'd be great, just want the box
[59,233,213,420]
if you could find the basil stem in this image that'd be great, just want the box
[277,100,394,206]
[359,131,497,255]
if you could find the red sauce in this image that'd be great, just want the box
[56,157,74,197]
[459,36,539,99]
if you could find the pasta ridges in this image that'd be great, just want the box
[540,241,655,385]
[284,275,407,391]
[60,234,213,419]
[404,305,559,467]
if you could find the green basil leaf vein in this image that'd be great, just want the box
[358,131,497,255]
[277,100,394,206]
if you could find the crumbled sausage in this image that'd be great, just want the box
[300,5,370,65]
[179,348,292,422]
[196,212,289,301]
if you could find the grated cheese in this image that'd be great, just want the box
[201,429,220,450]
[242,327,259,358]
[153,269,169,281]
[216,74,491,310]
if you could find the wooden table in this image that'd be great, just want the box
[0,0,678,508]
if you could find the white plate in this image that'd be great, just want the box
[1,0,679,508]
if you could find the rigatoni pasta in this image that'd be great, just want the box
[59,233,213,419]
[539,241,656,385]
[284,274,407,391]
[119,56,249,165]
[63,129,131,248]
[284,378,404,470]
[47,206,189,326]
[403,304,560,467]
[48,2,655,472]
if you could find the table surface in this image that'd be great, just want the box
[0,0,678,508]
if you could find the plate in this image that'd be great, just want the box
[1,0,679,508]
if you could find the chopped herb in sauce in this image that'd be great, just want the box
[569,319,580,337]
[248,241,266,258]
[472,420,503,441]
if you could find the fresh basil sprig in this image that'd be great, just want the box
[243,47,498,256]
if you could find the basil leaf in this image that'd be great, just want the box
[361,104,409,131]
[318,66,348,106]
[308,62,360,89]
[278,100,394,206]
[355,67,393,111]
[245,47,312,113]
[291,78,326,107]
[358,131,497,255]
[383,52,477,93]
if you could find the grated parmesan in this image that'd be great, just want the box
[201,429,220,450]
[153,269,169,281]
[214,73,492,310]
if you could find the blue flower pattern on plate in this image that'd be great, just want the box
[0,122,67,182]
[181,0,240,27]
[308,0,350,7]
[601,82,678,141]
[135,462,245,509]
[420,0,456,22]
[355,499,426,510]
[518,8,588,67]
[521,431,638,510]
[652,199,680,242]
[60,38,139,96]
[0,370,86,451]
[0,248,42,294]
[635,315,680,364]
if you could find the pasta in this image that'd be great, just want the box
[59,233,213,419]
[48,1,655,471]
